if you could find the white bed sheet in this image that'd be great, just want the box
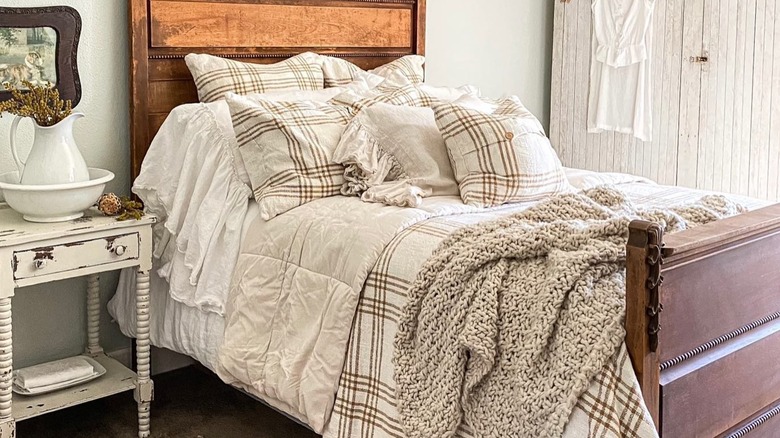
[108,202,259,371]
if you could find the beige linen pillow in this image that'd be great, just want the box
[334,103,459,202]
[433,97,570,207]
[226,93,352,219]
[320,55,426,88]
[185,52,324,103]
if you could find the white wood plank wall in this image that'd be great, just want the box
[550,0,780,201]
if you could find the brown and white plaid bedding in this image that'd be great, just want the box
[185,52,324,103]
[226,93,353,220]
[433,97,570,208]
[321,55,426,88]
[370,56,426,85]
[331,83,436,114]
[321,182,767,438]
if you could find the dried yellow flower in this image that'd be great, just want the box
[0,81,73,127]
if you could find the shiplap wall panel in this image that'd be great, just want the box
[550,1,564,161]
[696,0,716,191]
[770,2,780,201]
[649,0,667,182]
[709,0,725,192]
[736,1,756,196]
[575,0,591,175]
[678,0,704,188]
[551,0,780,201]
[749,0,774,199]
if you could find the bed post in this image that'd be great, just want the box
[626,220,662,429]
[128,0,150,184]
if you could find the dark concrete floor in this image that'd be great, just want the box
[17,366,319,438]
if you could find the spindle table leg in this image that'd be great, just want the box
[86,274,103,355]
[134,270,153,438]
[0,298,13,438]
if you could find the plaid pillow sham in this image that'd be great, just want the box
[185,52,324,103]
[330,83,437,114]
[371,55,426,84]
[320,55,426,88]
[226,93,353,220]
[433,97,570,207]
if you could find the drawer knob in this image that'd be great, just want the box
[113,245,127,256]
[34,259,47,270]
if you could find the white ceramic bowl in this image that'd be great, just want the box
[0,168,115,223]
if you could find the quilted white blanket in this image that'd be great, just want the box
[216,195,494,431]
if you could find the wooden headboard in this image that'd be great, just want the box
[128,0,427,181]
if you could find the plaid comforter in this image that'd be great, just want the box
[323,182,767,438]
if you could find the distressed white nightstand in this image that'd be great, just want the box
[0,204,156,438]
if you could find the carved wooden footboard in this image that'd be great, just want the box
[627,204,780,437]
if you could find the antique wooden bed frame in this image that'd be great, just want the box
[128,1,780,436]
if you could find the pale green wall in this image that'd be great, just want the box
[0,0,554,368]
[426,0,555,129]
[0,0,131,368]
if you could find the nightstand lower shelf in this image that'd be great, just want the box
[13,354,137,421]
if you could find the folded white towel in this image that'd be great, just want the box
[14,357,95,390]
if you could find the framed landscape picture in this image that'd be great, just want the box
[0,6,82,105]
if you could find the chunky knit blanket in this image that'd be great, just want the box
[394,187,745,438]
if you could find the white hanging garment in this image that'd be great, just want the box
[587,0,656,141]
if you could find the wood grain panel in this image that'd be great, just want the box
[149,80,198,114]
[148,115,168,139]
[660,319,780,438]
[148,55,399,81]
[717,399,780,438]
[659,226,780,364]
[150,1,413,49]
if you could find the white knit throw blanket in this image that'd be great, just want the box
[394,187,745,438]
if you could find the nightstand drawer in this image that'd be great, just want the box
[12,233,140,280]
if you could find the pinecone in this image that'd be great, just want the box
[97,193,123,216]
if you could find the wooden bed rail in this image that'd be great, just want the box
[626,204,780,437]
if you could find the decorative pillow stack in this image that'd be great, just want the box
[226,93,352,220]
[185,52,324,103]
[433,97,570,207]
[187,50,567,216]
[320,55,426,88]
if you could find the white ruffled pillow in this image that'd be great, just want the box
[418,84,481,102]
[333,102,460,208]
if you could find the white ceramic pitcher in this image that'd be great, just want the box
[10,112,90,185]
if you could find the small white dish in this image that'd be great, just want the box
[0,168,114,223]
[12,356,107,396]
